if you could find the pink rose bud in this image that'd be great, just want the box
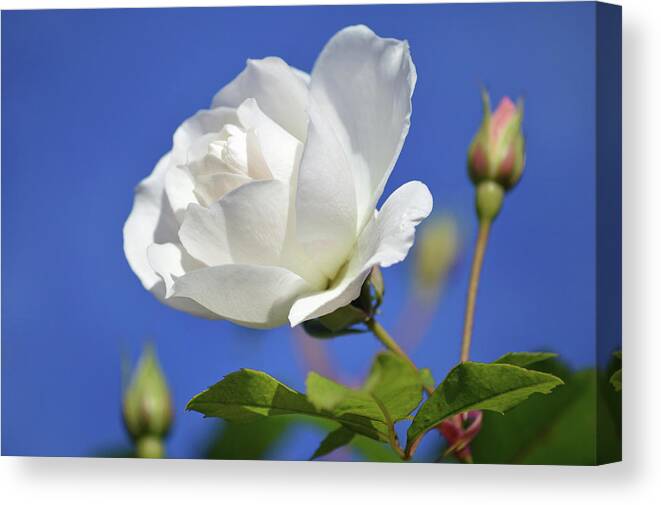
[468,90,525,191]
[437,410,483,463]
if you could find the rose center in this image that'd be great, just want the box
[187,124,267,206]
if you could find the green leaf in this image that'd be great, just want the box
[187,369,314,422]
[187,369,388,442]
[305,352,423,459]
[188,353,425,457]
[476,371,594,464]
[310,427,355,460]
[470,359,621,465]
[610,369,622,392]
[306,352,424,424]
[406,362,564,454]
[306,373,383,421]
[364,353,424,420]
[494,352,557,368]
[468,359,585,464]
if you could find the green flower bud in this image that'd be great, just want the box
[123,345,173,449]
[468,90,525,192]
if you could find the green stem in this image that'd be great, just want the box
[460,219,492,363]
[371,393,406,460]
[366,319,416,370]
[135,435,165,458]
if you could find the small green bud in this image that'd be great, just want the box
[414,214,460,294]
[468,90,525,192]
[123,345,173,446]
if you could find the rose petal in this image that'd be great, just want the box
[123,153,179,291]
[288,181,432,326]
[171,264,312,328]
[307,25,416,230]
[367,180,433,269]
[236,98,302,183]
[193,172,253,206]
[166,107,239,219]
[146,243,221,322]
[212,57,309,142]
[294,25,416,281]
[294,100,358,280]
[146,242,220,319]
[172,107,239,165]
[146,242,206,297]
[178,179,290,268]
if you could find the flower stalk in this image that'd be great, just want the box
[461,91,524,361]
[440,90,526,462]
[366,319,414,369]
[460,219,492,362]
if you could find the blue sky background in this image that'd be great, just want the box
[2,2,606,459]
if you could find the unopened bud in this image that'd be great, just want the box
[123,344,173,450]
[438,410,483,463]
[468,90,525,192]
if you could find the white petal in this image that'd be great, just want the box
[171,264,312,328]
[292,67,311,85]
[178,179,290,267]
[123,152,219,318]
[288,181,432,326]
[172,107,238,165]
[366,181,433,268]
[152,283,220,319]
[294,95,358,280]
[236,98,302,183]
[147,243,205,297]
[167,107,239,218]
[212,57,309,142]
[308,25,416,230]
[193,172,252,206]
[164,165,197,222]
[123,153,179,291]
[146,242,219,319]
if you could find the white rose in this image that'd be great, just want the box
[123,25,433,329]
